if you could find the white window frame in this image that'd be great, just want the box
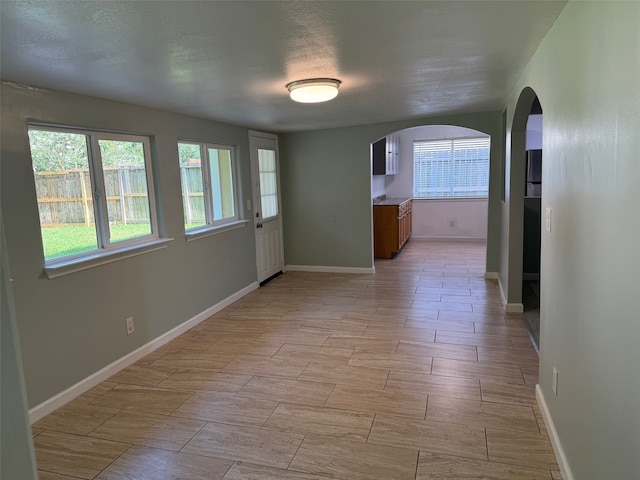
[178,140,243,238]
[28,125,168,278]
[413,137,491,199]
[257,147,279,221]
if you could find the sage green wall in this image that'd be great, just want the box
[1,83,257,407]
[279,111,504,272]
[1,230,38,480]
[503,2,640,478]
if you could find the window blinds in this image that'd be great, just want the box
[413,137,490,198]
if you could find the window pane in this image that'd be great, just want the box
[178,143,206,229]
[258,149,278,219]
[413,137,490,198]
[208,147,235,221]
[28,129,99,260]
[98,140,152,243]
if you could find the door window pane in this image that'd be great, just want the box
[178,143,206,228]
[98,140,152,243]
[28,130,99,260]
[258,149,278,219]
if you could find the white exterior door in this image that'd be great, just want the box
[249,131,284,284]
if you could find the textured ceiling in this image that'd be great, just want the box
[0,1,565,132]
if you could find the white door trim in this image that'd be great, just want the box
[249,130,285,284]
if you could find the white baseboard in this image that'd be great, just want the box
[484,272,499,280]
[410,236,486,243]
[536,385,575,480]
[498,276,508,307]
[505,303,524,313]
[286,265,375,275]
[29,281,259,424]
[497,276,524,313]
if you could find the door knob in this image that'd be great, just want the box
[257,223,263,229]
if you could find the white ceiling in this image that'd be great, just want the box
[0,1,565,133]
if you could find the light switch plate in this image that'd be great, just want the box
[545,207,552,233]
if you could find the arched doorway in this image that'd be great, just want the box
[522,98,543,349]
[370,125,492,262]
[509,87,543,348]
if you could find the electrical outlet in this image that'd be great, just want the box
[125,317,135,335]
[552,366,558,395]
[448,217,456,228]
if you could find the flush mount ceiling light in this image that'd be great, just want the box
[286,78,341,103]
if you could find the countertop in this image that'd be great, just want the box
[372,196,412,206]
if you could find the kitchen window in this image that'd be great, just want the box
[28,126,164,275]
[413,137,490,199]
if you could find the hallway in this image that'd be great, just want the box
[32,241,560,479]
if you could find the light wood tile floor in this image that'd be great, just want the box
[32,241,562,479]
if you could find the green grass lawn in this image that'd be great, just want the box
[41,224,152,259]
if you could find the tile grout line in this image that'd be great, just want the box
[484,427,490,461]
[179,420,209,453]
[259,400,281,429]
[218,461,237,480]
[284,433,307,472]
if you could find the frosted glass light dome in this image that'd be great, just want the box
[286,78,341,103]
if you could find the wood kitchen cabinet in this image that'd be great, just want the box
[373,199,412,259]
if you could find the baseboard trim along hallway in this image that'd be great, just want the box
[286,264,375,274]
[498,276,524,313]
[536,384,575,480]
[28,281,259,423]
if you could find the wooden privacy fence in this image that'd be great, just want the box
[180,164,206,225]
[35,167,204,227]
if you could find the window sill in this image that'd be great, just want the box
[44,238,174,279]
[185,220,250,242]
[413,197,488,203]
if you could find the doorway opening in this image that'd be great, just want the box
[509,88,543,350]
[522,97,543,350]
[370,125,492,264]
